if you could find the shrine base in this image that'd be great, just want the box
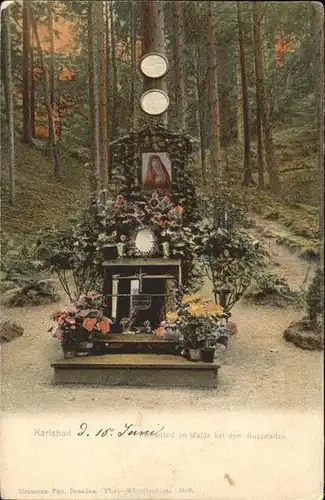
[51,354,220,388]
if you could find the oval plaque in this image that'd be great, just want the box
[140,52,169,79]
[140,89,169,116]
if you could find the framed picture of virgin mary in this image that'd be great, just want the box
[141,152,172,191]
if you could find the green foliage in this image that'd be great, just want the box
[306,267,323,325]
[0,233,49,295]
[245,272,302,308]
[3,279,60,308]
[186,190,268,312]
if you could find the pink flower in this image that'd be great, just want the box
[53,326,64,340]
[116,195,125,202]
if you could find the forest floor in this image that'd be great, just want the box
[1,215,322,414]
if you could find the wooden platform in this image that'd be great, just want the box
[51,354,220,387]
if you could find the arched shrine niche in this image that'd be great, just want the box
[109,125,198,223]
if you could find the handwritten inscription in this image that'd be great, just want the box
[77,422,165,438]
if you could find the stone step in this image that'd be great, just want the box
[51,354,220,387]
[93,333,180,355]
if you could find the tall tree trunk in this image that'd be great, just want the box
[196,46,206,184]
[207,1,222,182]
[142,0,168,126]
[237,1,253,186]
[88,0,101,193]
[265,92,280,194]
[109,1,118,140]
[29,5,60,177]
[47,0,55,109]
[95,0,109,189]
[22,0,32,144]
[252,2,265,189]
[30,32,36,137]
[173,0,186,131]
[130,0,137,131]
[236,44,243,144]
[3,5,15,206]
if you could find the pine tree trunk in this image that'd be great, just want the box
[1,9,9,122]
[173,0,186,131]
[142,0,168,126]
[130,0,137,131]
[47,1,55,109]
[110,1,118,140]
[3,6,15,206]
[105,1,111,143]
[252,2,265,189]
[95,0,109,189]
[29,5,60,177]
[88,0,101,194]
[264,87,280,194]
[236,44,243,144]
[207,1,222,182]
[22,0,32,144]
[30,32,36,137]
[237,1,253,186]
[196,46,206,184]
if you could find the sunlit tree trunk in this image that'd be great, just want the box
[252,2,265,189]
[173,0,186,131]
[88,0,101,193]
[109,1,118,140]
[30,31,36,137]
[237,1,253,186]
[207,1,222,182]
[142,0,168,126]
[29,5,60,177]
[95,0,109,189]
[47,0,55,109]
[22,0,32,144]
[3,5,15,205]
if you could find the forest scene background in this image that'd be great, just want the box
[0,1,324,334]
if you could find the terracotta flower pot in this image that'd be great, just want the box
[200,347,215,363]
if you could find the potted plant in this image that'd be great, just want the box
[50,291,112,358]
[173,293,224,362]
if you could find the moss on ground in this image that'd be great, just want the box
[1,138,91,241]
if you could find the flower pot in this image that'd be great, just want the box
[216,335,228,348]
[189,348,201,361]
[61,342,76,359]
[200,347,215,363]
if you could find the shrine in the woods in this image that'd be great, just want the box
[50,50,226,386]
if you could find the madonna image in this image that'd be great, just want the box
[142,152,172,191]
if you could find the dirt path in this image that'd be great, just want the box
[1,219,322,414]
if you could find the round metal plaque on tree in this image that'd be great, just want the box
[140,89,169,116]
[140,53,169,79]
